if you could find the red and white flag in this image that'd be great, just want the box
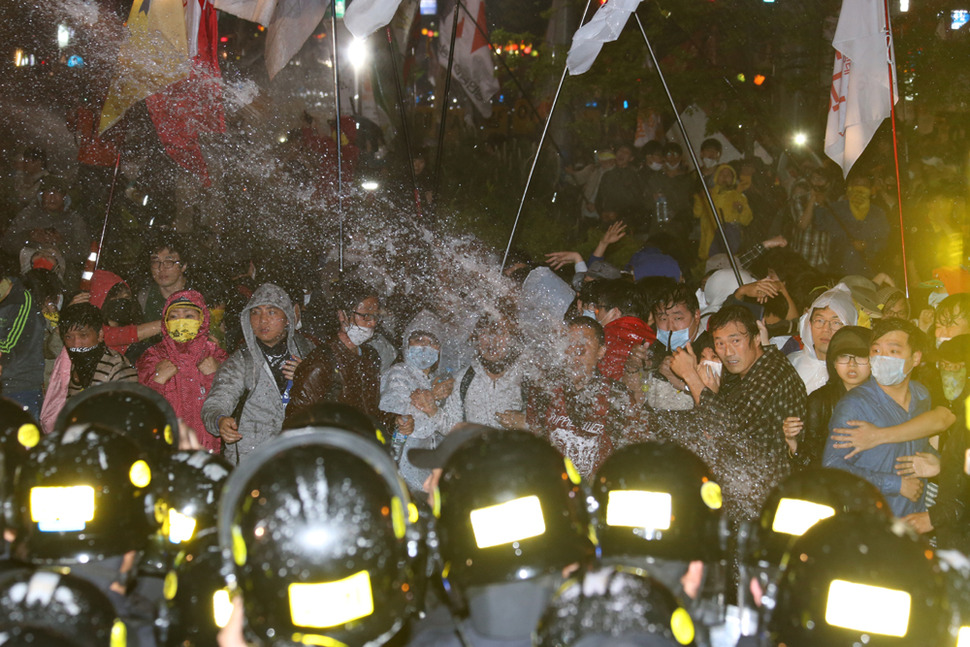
[824,0,897,177]
[437,0,499,117]
[145,0,226,185]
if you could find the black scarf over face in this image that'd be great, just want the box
[257,338,289,395]
[68,343,105,389]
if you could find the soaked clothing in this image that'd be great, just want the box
[599,316,655,381]
[698,345,806,473]
[285,335,383,425]
[455,359,525,426]
[823,378,933,517]
[526,374,634,478]
[929,392,970,552]
[0,278,44,395]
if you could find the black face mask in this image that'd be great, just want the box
[67,343,105,388]
[102,298,140,326]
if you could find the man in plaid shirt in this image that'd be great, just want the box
[671,304,808,474]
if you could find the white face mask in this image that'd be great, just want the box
[928,291,949,308]
[345,324,374,346]
[647,161,663,172]
[701,157,718,169]
[870,355,910,386]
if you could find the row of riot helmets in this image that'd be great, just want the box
[0,383,966,647]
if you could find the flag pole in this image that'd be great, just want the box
[330,0,345,272]
[502,0,596,269]
[455,0,566,161]
[386,27,423,218]
[634,12,743,285]
[883,0,909,298]
[431,0,462,228]
[94,151,123,272]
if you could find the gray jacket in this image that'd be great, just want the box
[201,283,314,463]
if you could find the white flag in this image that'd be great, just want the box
[824,0,897,177]
[437,0,499,117]
[566,0,642,75]
[344,0,405,39]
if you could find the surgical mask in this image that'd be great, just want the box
[870,355,910,386]
[406,345,439,370]
[701,359,722,379]
[928,291,949,309]
[665,161,679,171]
[582,309,597,320]
[659,327,691,350]
[345,324,374,346]
[701,157,718,169]
[937,336,951,349]
[647,161,663,172]
[942,366,967,401]
[167,318,202,342]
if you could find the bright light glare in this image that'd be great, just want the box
[347,38,368,70]
[361,180,379,191]
[470,496,546,548]
[771,498,835,536]
[793,132,808,146]
[213,589,234,628]
[825,580,911,637]
[606,490,672,531]
[288,572,374,628]
[57,24,71,48]
[31,486,95,531]
[899,0,909,11]
[168,509,197,544]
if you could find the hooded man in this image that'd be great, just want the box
[693,163,752,260]
[202,283,313,463]
[787,283,858,394]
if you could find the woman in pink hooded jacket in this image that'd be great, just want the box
[137,290,228,451]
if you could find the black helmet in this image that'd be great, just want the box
[13,423,159,564]
[156,533,234,647]
[54,382,178,464]
[159,451,232,547]
[218,428,422,647]
[766,513,950,646]
[282,402,389,448]
[742,468,891,573]
[0,399,42,529]
[591,442,726,564]
[435,429,594,591]
[0,566,127,647]
[534,566,698,647]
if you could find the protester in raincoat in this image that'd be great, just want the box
[137,290,228,452]
[693,163,753,260]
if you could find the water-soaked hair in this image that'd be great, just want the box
[708,305,757,342]
[59,303,102,338]
[871,317,927,356]
[937,293,970,325]
[567,316,605,346]
[597,279,642,319]
[654,282,699,317]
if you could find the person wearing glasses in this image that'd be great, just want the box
[138,235,191,323]
[284,279,383,427]
[787,283,857,394]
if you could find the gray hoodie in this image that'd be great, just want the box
[201,283,314,462]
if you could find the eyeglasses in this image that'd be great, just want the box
[835,355,870,366]
[353,311,379,323]
[151,259,182,270]
[811,318,844,331]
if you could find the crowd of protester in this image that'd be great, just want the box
[1,132,969,645]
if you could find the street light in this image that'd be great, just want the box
[793,132,808,147]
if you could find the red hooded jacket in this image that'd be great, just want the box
[136,290,228,451]
[599,315,655,380]
[89,270,140,354]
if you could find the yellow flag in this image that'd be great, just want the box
[99,0,190,133]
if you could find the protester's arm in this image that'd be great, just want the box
[830,407,956,458]
[201,352,247,438]
[823,402,905,495]
[590,221,627,263]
